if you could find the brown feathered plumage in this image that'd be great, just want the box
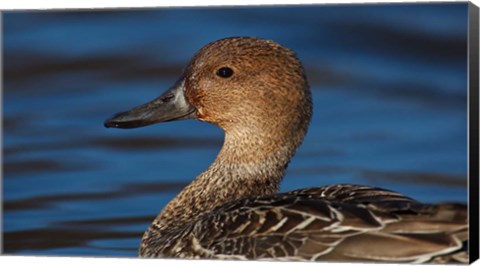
[105,37,468,263]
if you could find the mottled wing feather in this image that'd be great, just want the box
[157,185,468,263]
[287,184,422,211]
[193,195,386,260]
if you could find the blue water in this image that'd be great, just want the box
[3,3,468,257]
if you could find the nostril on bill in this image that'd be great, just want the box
[161,93,175,103]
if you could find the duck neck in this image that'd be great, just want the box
[150,129,300,233]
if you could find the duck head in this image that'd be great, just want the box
[105,37,312,149]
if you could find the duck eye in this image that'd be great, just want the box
[216,67,234,78]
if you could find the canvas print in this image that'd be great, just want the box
[2,2,479,263]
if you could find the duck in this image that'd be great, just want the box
[104,37,468,263]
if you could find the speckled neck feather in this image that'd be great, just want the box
[151,128,305,233]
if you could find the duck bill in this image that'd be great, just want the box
[104,80,197,129]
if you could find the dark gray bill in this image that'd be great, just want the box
[104,80,196,129]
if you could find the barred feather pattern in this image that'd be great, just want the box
[139,184,468,263]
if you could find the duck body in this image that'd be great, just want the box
[140,184,467,263]
[105,37,468,263]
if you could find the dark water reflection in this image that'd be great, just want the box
[3,3,468,257]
